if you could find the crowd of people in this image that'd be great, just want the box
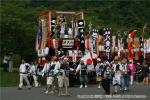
[17,55,150,96]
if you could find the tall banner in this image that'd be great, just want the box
[85,38,91,51]
[48,12,51,36]
[112,36,116,51]
[36,20,43,50]
[35,32,39,51]
[51,17,56,36]
[92,29,98,53]
[103,28,111,61]
[117,32,123,57]
[41,18,48,49]
[78,20,85,52]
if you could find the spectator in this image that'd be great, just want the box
[3,53,10,72]
[8,52,13,72]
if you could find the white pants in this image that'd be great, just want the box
[19,74,31,88]
[57,75,64,88]
[33,75,39,87]
[47,76,54,85]
[64,76,69,87]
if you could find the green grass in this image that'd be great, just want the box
[0,70,19,87]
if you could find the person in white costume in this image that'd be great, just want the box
[18,59,31,90]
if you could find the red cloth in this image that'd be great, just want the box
[75,41,80,47]
[51,39,56,48]
[130,51,135,60]
[47,39,51,47]
[85,38,90,51]
[130,30,135,38]
[38,57,46,67]
[86,58,92,65]
[128,42,132,52]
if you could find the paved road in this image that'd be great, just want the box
[1,83,150,100]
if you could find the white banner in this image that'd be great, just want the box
[62,39,74,47]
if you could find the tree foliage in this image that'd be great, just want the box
[1,0,150,58]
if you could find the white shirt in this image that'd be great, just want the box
[3,56,10,63]
[112,63,122,72]
[95,63,103,74]
[53,61,61,74]
[19,63,30,73]
[30,64,38,74]
[76,64,87,75]
[42,63,51,73]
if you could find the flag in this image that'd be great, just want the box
[38,23,42,50]
[81,51,93,64]
[35,32,39,51]
[51,39,56,48]
[85,38,91,51]
[112,36,116,51]
[41,19,48,49]
[103,28,111,61]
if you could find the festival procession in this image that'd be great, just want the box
[15,10,150,95]
[1,1,150,100]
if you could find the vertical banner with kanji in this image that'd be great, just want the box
[78,20,85,52]
[103,28,112,62]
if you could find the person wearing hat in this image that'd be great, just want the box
[76,58,88,88]
[95,58,103,88]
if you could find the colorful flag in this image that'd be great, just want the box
[35,32,39,51]
[41,18,48,49]
[85,38,91,51]
[38,22,42,50]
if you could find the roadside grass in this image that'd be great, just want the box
[0,70,19,87]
